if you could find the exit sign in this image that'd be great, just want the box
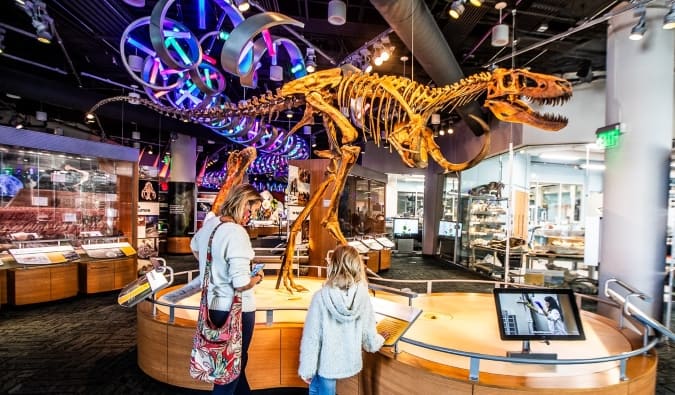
[596,123,622,148]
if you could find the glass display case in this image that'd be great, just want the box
[0,145,135,246]
[438,175,460,260]
[0,128,139,303]
[338,174,386,237]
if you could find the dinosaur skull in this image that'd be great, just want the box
[484,68,572,131]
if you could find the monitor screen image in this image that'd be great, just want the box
[493,288,585,341]
[438,221,461,237]
[393,218,419,236]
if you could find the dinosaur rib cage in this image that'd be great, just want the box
[332,70,494,147]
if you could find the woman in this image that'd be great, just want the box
[542,296,567,335]
[298,245,385,395]
[190,183,264,395]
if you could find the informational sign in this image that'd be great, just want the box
[168,182,195,236]
[81,242,136,259]
[9,245,80,265]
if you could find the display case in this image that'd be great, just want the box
[459,196,525,278]
[439,175,460,261]
[338,171,386,237]
[0,127,138,303]
[465,196,508,251]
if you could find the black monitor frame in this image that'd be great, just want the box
[493,287,586,342]
[438,220,461,238]
[392,217,419,237]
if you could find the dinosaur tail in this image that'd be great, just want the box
[425,115,491,172]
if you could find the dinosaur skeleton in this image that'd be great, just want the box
[88,67,572,293]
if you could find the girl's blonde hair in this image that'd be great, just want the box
[326,244,366,289]
[219,184,262,223]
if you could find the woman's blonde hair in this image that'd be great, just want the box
[219,184,262,223]
[326,244,365,289]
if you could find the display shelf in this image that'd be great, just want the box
[459,196,508,267]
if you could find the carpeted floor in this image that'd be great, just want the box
[0,251,673,394]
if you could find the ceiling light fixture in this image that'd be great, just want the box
[449,1,465,19]
[491,2,509,47]
[630,7,647,40]
[664,1,675,29]
[286,109,293,119]
[23,0,53,44]
[305,47,317,73]
[327,0,347,26]
[234,0,250,12]
[469,0,482,6]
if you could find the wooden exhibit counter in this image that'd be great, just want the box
[139,280,657,394]
[0,253,136,305]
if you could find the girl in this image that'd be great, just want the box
[298,244,385,395]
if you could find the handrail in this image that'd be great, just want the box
[368,282,418,306]
[400,336,660,382]
[143,270,666,383]
[604,278,675,343]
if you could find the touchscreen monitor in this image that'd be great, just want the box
[493,288,585,341]
[393,218,419,237]
[438,221,461,237]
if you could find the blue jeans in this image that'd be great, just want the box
[309,375,336,395]
[208,309,256,395]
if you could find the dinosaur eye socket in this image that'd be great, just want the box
[519,75,539,88]
[502,75,512,87]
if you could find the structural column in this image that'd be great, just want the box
[166,133,197,254]
[600,3,674,318]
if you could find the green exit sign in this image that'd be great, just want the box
[596,123,622,148]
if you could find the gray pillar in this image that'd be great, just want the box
[600,3,674,319]
[422,166,443,255]
[167,133,197,246]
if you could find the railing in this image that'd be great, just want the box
[145,269,669,383]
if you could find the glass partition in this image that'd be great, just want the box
[0,144,135,248]
[339,175,386,237]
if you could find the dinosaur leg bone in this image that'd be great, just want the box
[320,145,360,245]
[276,170,337,293]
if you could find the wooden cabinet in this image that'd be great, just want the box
[79,257,137,294]
[0,269,7,305]
[379,249,391,270]
[8,263,78,305]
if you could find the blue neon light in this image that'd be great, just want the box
[198,0,206,30]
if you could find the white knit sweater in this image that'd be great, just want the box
[298,282,385,380]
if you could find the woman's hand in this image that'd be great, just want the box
[301,375,312,384]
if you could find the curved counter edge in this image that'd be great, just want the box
[136,294,658,394]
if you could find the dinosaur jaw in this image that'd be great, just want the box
[484,97,569,131]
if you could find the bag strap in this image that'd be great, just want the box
[197,217,242,325]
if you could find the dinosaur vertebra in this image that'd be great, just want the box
[88,67,571,293]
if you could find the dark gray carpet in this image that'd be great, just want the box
[0,252,673,394]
